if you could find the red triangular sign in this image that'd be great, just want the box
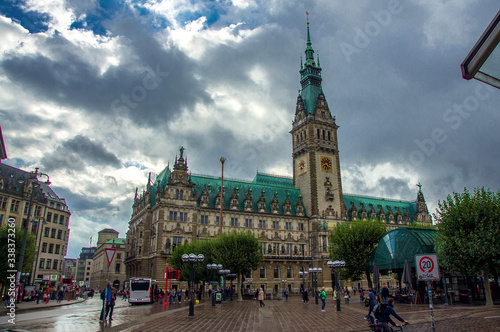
[105,248,117,266]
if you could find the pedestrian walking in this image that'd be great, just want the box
[178,289,182,303]
[258,287,265,307]
[344,289,350,304]
[302,288,309,303]
[360,289,364,303]
[105,288,116,321]
[381,284,389,304]
[284,288,288,301]
[185,289,189,301]
[320,287,327,312]
[365,288,376,320]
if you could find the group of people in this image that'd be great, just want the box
[365,285,409,332]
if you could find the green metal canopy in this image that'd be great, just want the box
[369,228,437,272]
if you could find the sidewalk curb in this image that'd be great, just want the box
[0,298,87,315]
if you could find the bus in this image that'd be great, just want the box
[128,278,154,304]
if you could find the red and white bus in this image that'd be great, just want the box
[128,278,154,304]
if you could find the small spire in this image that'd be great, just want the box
[317,52,320,67]
[300,56,303,69]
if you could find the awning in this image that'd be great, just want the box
[369,228,437,272]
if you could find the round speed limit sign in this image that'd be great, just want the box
[419,256,434,274]
[415,254,439,280]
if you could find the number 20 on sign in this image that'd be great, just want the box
[415,254,440,281]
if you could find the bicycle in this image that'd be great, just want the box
[367,317,408,332]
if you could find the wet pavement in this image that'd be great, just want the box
[0,296,192,332]
[0,296,499,331]
[105,297,500,332]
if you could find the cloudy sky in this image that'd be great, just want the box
[1,0,499,258]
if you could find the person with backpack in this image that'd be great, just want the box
[365,288,376,320]
[377,298,408,331]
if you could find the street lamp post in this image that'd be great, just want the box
[327,260,346,312]
[219,269,229,302]
[206,263,222,306]
[309,267,322,305]
[17,168,50,287]
[299,270,308,293]
[281,279,287,294]
[182,253,204,316]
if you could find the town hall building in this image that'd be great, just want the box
[125,21,432,293]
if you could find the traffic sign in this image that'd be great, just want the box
[105,248,117,267]
[415,254,440,281]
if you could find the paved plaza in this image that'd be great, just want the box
[101,297,500,332]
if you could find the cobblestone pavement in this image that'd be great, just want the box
[103,298,500,332]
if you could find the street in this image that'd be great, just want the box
[0,296,188,332]
[0,296,499,332]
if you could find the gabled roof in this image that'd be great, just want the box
[343,193,417,222]
[189,172,305,216]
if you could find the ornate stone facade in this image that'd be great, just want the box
[125,22,432,293]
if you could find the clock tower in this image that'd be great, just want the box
[290,18,345,220]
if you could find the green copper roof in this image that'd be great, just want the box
[189,172,305,216]
[299,21,328,116]
[369,228,437,272]
[105,238,126,245]
[343,193,417,222]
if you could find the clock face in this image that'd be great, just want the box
[320,156,333,172]
[298,158,307,175]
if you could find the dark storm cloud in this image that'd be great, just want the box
[51,185,111,212]
[40,135,121,171]
[376,177,414,200]
[0,18,211,129]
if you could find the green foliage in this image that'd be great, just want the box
[329,220,387,286]
[212,230,263,277]
[169,230,262,300]
[0,226,36,284]
[169,238,216,283]
[434,187,500,277]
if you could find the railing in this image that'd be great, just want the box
[263,254,312,260]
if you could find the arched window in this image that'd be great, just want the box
[175,189,179,199]
[287,266,292,278]
[274,266,279,278]
[260,266,266,279]
[179,190,183,200]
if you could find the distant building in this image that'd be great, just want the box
[62,258,77,279]
[0,163,71,290]
[90,229,126,290]
[75,246,96,288]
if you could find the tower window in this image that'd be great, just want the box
[328,131,331,141]
[317,129,320,139]
[322,130,325,140]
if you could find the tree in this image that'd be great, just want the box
[328,220,387,288]
[0,226,36,287]
[213,230,263,301]
[170,239,216,288]
[434,187,500,305]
